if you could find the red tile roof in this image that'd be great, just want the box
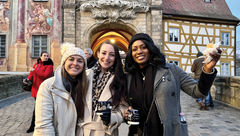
[163,0,239,22]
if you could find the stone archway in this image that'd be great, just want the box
[87,22,137,55]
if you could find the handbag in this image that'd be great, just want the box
[23,78,32,92]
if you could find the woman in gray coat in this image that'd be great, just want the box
[124,33,221,136]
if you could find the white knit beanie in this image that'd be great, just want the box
[61,42,87,68]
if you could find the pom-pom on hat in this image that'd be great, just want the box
[60,42,87,68]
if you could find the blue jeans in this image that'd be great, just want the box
[197,92,212,106]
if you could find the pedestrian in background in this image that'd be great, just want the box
[124,33,221,136]
[82,40,128,136]
[192,52,214,110]
[33,43,88,135]
[24,51,54,133]
[84,48,97,69]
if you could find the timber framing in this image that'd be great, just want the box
[162,15,236,75]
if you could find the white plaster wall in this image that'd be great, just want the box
[182,45,189,53]
[165,33,168,41]
[182,25,190,33]
[186,66,191,73]
[169,23,179,27]
[227,48,233,55]
[196,36,202,44]
[208,28,214,35]
[165,22,168,32]
[181,35,185,43]
[203,37,209,44]
[199,27,206,35]
[192,26,199,34]
[216,29,219,36]
[167,44,183,52]
[182,58,187,64]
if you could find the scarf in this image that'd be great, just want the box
[61,69,78,99]
[128,65,163,135]
[129,65,156,123]
[92,62,114,114]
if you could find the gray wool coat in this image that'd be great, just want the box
[127,63,216,136]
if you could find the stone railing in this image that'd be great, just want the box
[0,74,239,109]
[212,76,240,109]
[0,74,28,100]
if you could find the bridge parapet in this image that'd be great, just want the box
[213,76,240,109]
[0,75,240,109]
[0,74,27,100]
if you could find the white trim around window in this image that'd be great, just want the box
[169,28,179,42]
[32,35,48,58]
[221,32,230,46]
[220,62,230,76]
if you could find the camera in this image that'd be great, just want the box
[96,101,112,115]
[127,108,139,125]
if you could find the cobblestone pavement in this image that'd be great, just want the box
[0,92,239,136]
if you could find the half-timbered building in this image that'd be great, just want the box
[0,0,239,76]
[162,0,239,76]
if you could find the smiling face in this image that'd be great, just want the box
[64,55,85,78]
[40,53,49,62]
[97,43,115,73]
[131,40,150,69]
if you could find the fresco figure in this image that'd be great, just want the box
[26,2,53,38]
[0,3,10,32]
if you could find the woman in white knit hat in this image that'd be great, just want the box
[33,42,88,136]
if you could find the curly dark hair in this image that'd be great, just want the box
[125,33,166,73]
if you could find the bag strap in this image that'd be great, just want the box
[145,70,169,124]
[143,70,169,136]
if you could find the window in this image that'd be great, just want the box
[169,28,179,42]
[221,62,230,76]
[0,0,8,2]
[169,60,179,66]
[33,0,48,2]
[32,35,47,58]
[0,35,6,58]
[204,0,211,3]
[221,32,230,46]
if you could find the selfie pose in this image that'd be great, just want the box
[124,33,221,136]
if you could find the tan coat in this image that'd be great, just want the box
[191,56,205,79]
[78,69,127,136]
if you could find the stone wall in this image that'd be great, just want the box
[0,74,27,100]
[1,74,239,109]
[213,76,240,109]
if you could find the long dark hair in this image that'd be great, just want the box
[62,62,88,120]
[125,33,166,73]
[97,40,127,108]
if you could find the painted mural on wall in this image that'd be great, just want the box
[0,2,10,32]
[26,1,53,39]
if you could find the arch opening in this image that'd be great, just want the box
[88,23,136,57]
